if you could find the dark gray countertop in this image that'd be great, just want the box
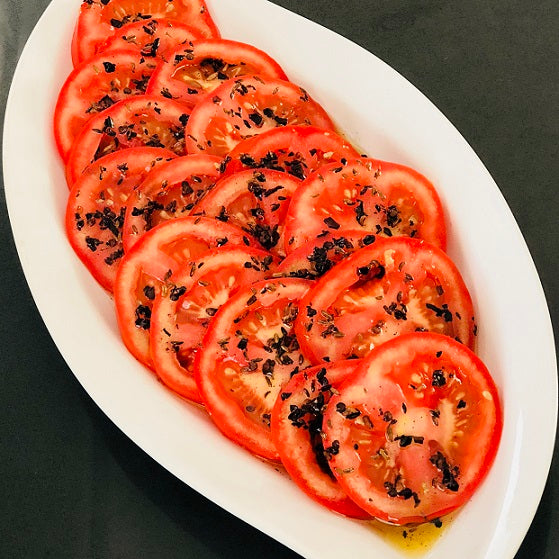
[1,1,557,557]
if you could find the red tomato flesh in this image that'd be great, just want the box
[122,154,222,251]
[295,237,477,364]
[322,332,502,525]
[54,49,159,161]
[192,168,301,257]
[195,278,313,459]
[150,246,276,401]
[146,39,288,108]
[99,18,202,61]
[284,158,447,254]
[71,0,220,66]
[66,147,175,292]
[185,76,336,157]
[114,216,256,369]
[65,95,191,187]
[271,361,369,518]
[223,125,361,180]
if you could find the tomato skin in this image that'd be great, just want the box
[222,125,361,180]
[146,39,288,108]
[271,361,369,518]
[65,148,176,292]
[195,278,313,460]
[192,168,301,257]
[71,0,220,66]
[185,76,336,157]
[295,237,477,364]
[149,246,276,401]
[54,49,159,161]
[321,332,502,525]
[65,95,191,187]
[122,154,222,252]
[284,157,447,254]
[114,216,257,369]
[99,18,202,61]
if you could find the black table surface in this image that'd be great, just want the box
[1,1,557,557]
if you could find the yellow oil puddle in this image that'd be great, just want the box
[368,513,455,555]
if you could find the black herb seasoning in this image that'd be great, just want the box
[430,409,440,426]
[169,285,187,301]
[134,305,151,329]
[430,451,460,492]
[354,199,367,226]
[143,285,156,300]
[324,439,340,458]
[426,303,453,322]
[431,369,446,387]
[85,236,103,252]
[262,359,275,377]
[323,216,340,230]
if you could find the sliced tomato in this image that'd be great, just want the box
[122,154,222,251]
[192,169,301,257]
[99,18,202,61]
[195,278,313,459]
[295,237,477,364]
[277,230,376,279]
[65,95,190,187]
[284,158,447,254]
[150,246,276,401]
[271,361,369,518]
[114,216,256,369]
[71,0,220,66]
[322,332,502,524]
[146,39,288,108]
[185,76,335,157]
[222,125,361,180]
[66,147,175,291]
[54,49,159,161]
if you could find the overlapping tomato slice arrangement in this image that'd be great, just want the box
[57,0,503,531]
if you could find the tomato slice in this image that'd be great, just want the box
[114,216,256,368]
[284,158,447,254]
[150,246,276,401]
[322,332,502,525]
[71,0,220,66]
[54,50,159,161]
[66,147,175,291]
[122,154,222,251]
[222,125,361,180]
[195,278,313,459]
[271,360,369,518]
[295,237,477,363]
[192,169,301,257]
[184,76,336,157]
[146,39,289,108]
[99,18,202,61]
[65,95,191,187]
[277,230,376,279]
